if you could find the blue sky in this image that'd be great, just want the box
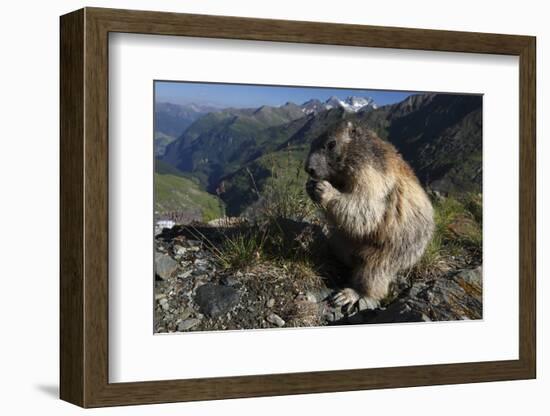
[154,81,415,108]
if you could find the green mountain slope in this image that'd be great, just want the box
[162,103,308,189]
[154,131,176,157]
[154,172,224,222]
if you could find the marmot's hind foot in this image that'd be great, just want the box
[333,288,360,306]
[333,288,380,312]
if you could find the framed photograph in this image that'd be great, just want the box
[60,7,536,408]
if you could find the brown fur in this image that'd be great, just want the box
[305,121,434,309]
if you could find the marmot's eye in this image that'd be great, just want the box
[326,140,337,151]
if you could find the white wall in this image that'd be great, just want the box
[0,0,546,414]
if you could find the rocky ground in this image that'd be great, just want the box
[154,221,482,333]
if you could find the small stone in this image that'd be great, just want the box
[178,270,193,279]
[178,308,192,321]
[221,275,240,287]
[266,298,275,308]
[174,245,187,256]
[194,259,210,269]
[324,308,344,323]
[304,292,317,303]
[155,293,167,301]
[266,313,285,327]
[155,252,178,280]
[177,318,201,331]
[192,271,209,278]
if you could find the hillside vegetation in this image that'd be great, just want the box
[154,172,223,222]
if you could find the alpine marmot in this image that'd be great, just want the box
[305,120,434,310]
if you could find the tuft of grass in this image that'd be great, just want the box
[217,227,268,270]
[247,148,319,223]
[213,151,324,272]
[409,194,482,280]
[464,192,483,225]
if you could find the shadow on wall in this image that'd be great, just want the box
[34,384,58,399]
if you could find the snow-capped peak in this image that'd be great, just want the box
[301,96,377,114]
[343,96,375,111]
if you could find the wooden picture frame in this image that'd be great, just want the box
[60,7,536,408]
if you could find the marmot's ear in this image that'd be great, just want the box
[345,121,357,139]
[341,121,354,144]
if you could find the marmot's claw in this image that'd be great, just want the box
[305,179,319,202]
[333,288,360,307]
[357,297,380,311]
[333,289,380,313]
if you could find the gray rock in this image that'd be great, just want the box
[455,266,482,287]
[177,318,201,331]
[220,275,240,287]
[155,252,178,280]
[357,265,483,324]
[266,313,285,327]
[266,298,275,308]
[194,283,240,318]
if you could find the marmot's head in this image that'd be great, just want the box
[305,120,354,182]
[305,120,389,186]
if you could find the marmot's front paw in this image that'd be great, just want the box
[307,180,338,206]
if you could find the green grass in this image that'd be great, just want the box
[409,193,482,280]
[218,227,268,269]
[210,148,324,271]
[220,146,314,217]
[252,149,318,222]
[154,173,224,221]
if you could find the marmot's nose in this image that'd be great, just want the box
[305,166,316,177]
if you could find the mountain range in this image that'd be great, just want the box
[154,102,219,157]
[154,93,482,219]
